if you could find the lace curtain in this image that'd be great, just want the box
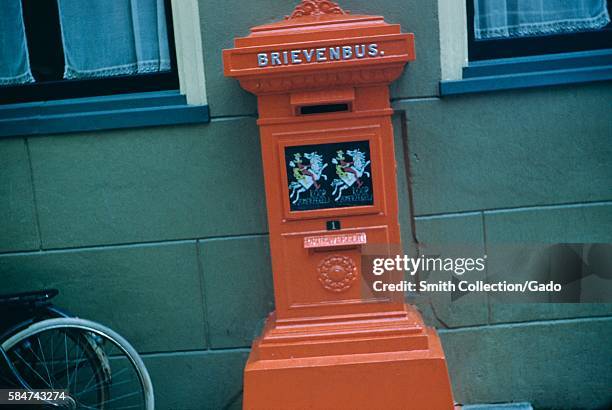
[0,0,34,86]
[57,0,171,79]
[474,0,611,39]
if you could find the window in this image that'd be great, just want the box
[0,0,178,105]
[468,0,612,60]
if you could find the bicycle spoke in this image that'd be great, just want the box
[50,330,54,379]
[74,403,101,410]
[36,336,53,387]
[42,331,65,387]
[11,349,52,388]
[43,332,80,387]
[61,356,89,389]
[79,368,99,397]
[77,374,134,397]
[77,367,130,397]
[98,390,142,405]
[64,332,69,388]
[26,337,56,387]
[113,404,146,410]
[0,367,20,388]
[68,335,85,392]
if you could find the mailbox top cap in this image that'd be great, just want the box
[232,0,410,47]
[223,0,415,91]
[248,14,385,38]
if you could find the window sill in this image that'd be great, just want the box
[0,90,210,138]
[440,49,612,96]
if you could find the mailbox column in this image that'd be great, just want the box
[224,2,454,409]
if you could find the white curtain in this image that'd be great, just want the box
[0,0,34,86]
[57,0,171,79]
[474,0,611,39]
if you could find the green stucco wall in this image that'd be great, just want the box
[1,1,611,409]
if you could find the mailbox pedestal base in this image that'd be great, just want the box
[243,305,454,410]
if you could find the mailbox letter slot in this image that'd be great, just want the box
[291,88,354,116]
[299,103,349,115]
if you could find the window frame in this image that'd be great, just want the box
[0,0,210,139]
[0,0,179,105]
[467,0,612,61]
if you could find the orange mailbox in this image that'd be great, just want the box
[224,1,454,409]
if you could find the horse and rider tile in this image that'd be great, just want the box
[285,140,374,211]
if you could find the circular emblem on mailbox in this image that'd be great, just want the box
[318,255,357,293]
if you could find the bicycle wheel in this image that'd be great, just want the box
[1,318,154,410]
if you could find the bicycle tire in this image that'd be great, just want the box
[1,317,154,410]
